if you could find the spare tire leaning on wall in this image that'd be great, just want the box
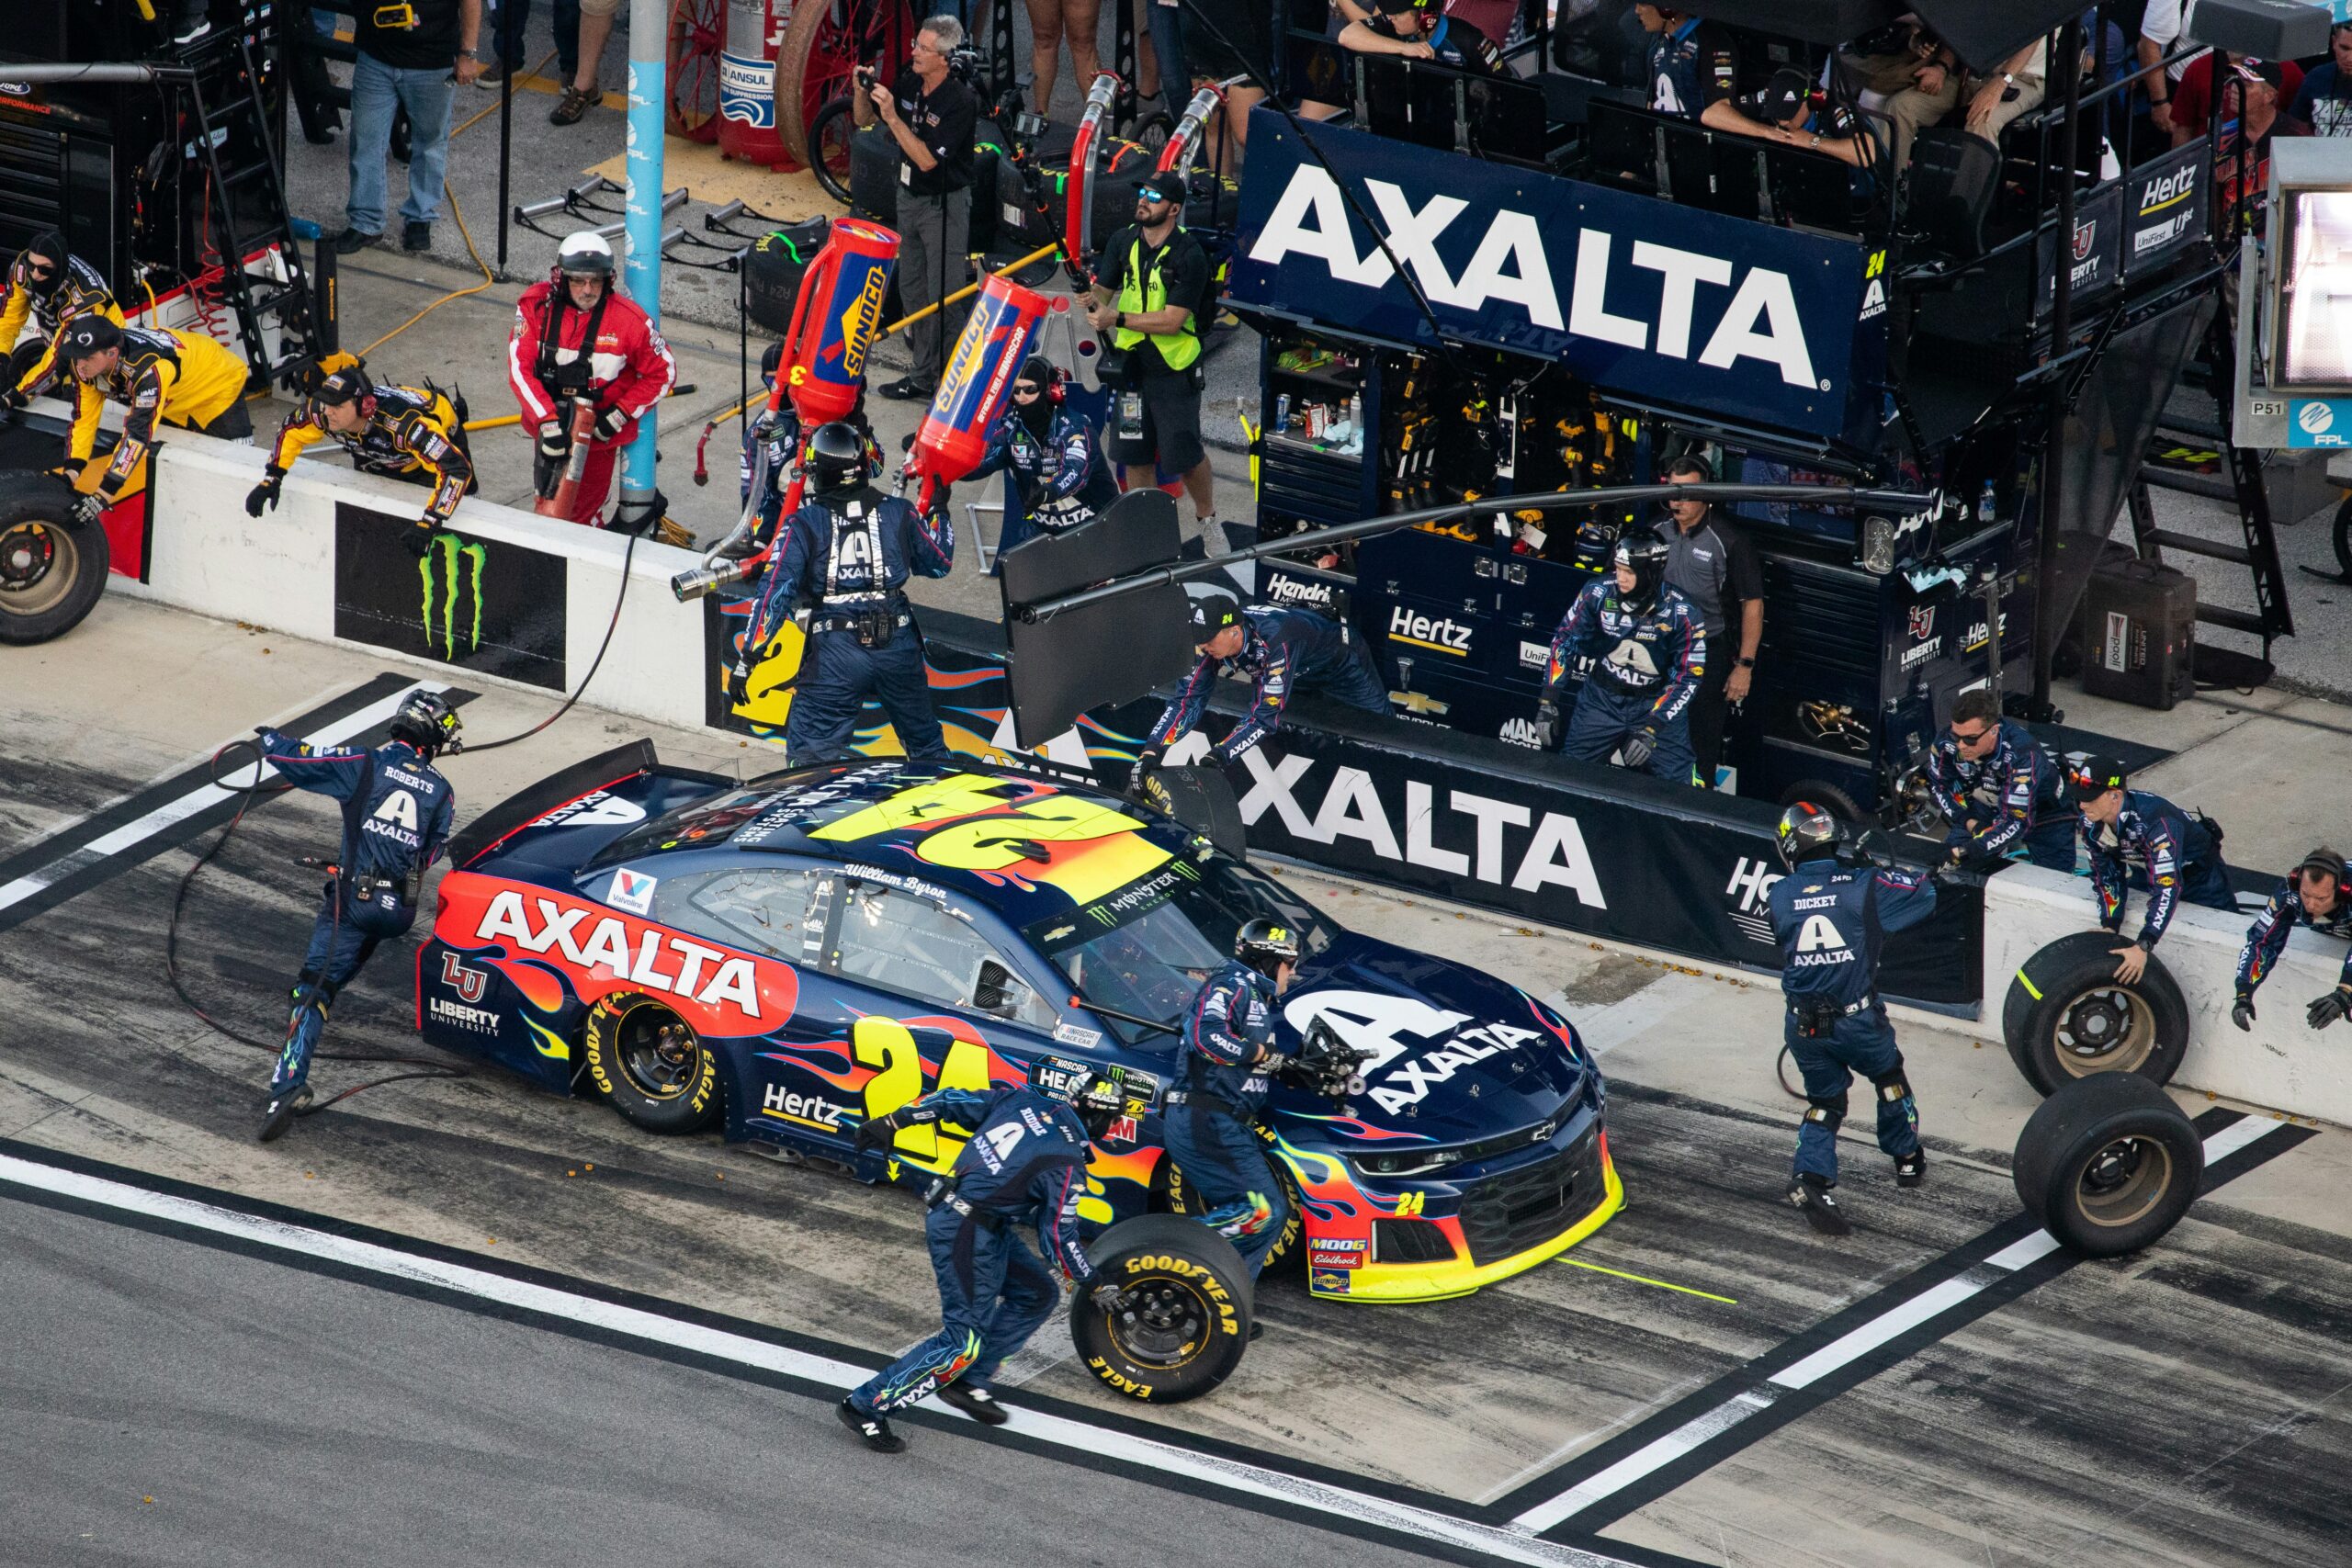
[0,472,110,646]
[2013,1072,2203,1257]
[2002,930,2191,1095]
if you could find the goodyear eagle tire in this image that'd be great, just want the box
[1073,1213,1252,1404]
[2013,1072,2203,1258]
[0,479,110,645]
[2002,931,2190,1095]
[582,992,723,1134]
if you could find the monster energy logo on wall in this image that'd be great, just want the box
[419,532,487,658]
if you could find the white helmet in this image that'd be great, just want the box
[556,231,616,279]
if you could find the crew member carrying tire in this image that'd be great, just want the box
[61,318,254,521]
[248,362,476,558]
[2233,846,2352,1033]
[254,691,462,1143]
[506,231,677,526]
[2070,756,2235,987]
[731,421,956,763]
[1536,534,1706,784]
[0,230,125,410]
[1161,919,1300,1290]
[1769,801,1939,1236]
[840,1066,1131,1452]
[1924,688,2077,872]
[1137,591,1388,770]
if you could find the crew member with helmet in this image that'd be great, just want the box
[1923,688,2077,873]
[841,1066,1129,1451]
[247,362,477,557]
[1537,534,1706,783]
[1768,802,1939,1235]
[2233,847,2352,1032]
[506,231,676,525]
[60,317,254,523]
[967,355,1119,568]
[733,421,956,762]
[1138,592,1387,770]
[0,230,125,408]
[734,340,884,536]
[2069,756,2236,986]
[1161,919,1302,1286]
[252,691,462,1143]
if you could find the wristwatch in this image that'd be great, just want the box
[1736,657,1756,669]
[1114,310,1126,330]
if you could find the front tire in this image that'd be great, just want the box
[2013,1072,2203,1257]
[582,992,723,1133]
[1159,1138,1305,1276]
[0,479,110,645]
[1072,1213,1252,1403]
[2002,931,2190,1095]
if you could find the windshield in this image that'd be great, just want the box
[1024,853,1334,1042]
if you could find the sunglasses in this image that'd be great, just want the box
[1949,725,1992,744]
[1012,382,1044,398]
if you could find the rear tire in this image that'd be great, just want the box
[2002,931,2190,1095]
[1072,1213,1252,1403]
[582,991,723,1133]
[1779,779,1865,822]
[2013,1072,2203,1257]
[0,479,109,645]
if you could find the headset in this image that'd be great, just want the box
[1017,356,1066,407]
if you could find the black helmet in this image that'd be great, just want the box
[1776,801,1839,870]
[1042,1062,1131,1140]
[389,690,463,755]
[1612,534,1672,613]
[60,315,123,363]
[760,338,785,378]
[802,420,870,496]
[20,230,67,295]
[1235,917,1303,978]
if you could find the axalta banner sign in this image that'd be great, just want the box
[1227,114,1880,443]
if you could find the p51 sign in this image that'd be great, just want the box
[1227,114,1880,443]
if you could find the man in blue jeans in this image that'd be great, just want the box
[337,0,482,256]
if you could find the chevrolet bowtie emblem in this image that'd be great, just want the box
[1390,689,1451,716]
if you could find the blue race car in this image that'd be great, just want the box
[418,743,1623,1302]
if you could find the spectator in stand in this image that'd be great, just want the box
[1338,0,1504,73]
[549,0,620,124]
[2290,25,2352,137]
[337,0,481,254]
[1838,16,1958,169]
[1023,0,1102,117]
[873,17,979,402]
[1959,36,2047,149]
[1709,66,1884,172]
[2209,59,2306,223]
[1634,5,1744,127]
[2175,53,2303,144]
[1182,0,1272,167]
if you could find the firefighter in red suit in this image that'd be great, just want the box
[505,231,676,525]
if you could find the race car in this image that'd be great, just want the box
[417,742,1623,1302]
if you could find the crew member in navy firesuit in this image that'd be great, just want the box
[733,340,884,534]
[967,355,1119,571]
[729,420,955,763]
[1161,919,1300,1285]
[2232,847,2352,1032]
[1536,534,1705,783]
[254,690,462,1142]
[2070,757,2236,987]
[840,1066,1129,1451]
[1923,688,2076,872]
[1137,591,1387,769]
[1769,802,1939,1235]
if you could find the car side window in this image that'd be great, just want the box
[832,881,1056,1030]
[650,868,827,963]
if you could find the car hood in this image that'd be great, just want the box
[1264,931,1593,1148]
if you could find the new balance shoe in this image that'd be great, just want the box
[836,1397,907,1453]
[1894,1149,1926,1188]
[935,1382,1008,1426]
[1787,1173,1851,1236]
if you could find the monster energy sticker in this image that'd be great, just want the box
[333,502,567,690]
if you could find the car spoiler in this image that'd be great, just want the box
[447,739,662,871]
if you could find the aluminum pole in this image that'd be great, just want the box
[619,0,665,525]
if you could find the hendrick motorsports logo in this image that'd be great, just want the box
[419,531,488,659]
[1724,855,1781,947]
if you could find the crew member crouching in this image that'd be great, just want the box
[2070,756,2236,986]
[1137,591,1387,771]
[2233,847,2352,1032]
[60,318,253,521]
[248,363,476,557]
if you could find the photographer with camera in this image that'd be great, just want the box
[870,18,979,402]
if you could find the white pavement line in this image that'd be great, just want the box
[0,1150,1646,1568]
[1509,1115,2293,1534]
[0,682,440,915]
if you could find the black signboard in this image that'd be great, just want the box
[2124,144,2207,277]
[2035,183,2127,320]
[333,502,567,690]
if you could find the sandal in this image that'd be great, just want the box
[549,85,596,126]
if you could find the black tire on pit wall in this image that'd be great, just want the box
[0,478,110,645]
[2002,930,2191,1095]
[2012,1071,2203,1258]
[1071,1213,1252,1404]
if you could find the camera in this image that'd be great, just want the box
[946,45,983,87]
[1012,108,1050,140]
[854,63,879,91]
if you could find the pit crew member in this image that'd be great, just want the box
[1537,534,1705,783]
[1769,802,1938,1235]
[254,691,462,1143]
[2233,847,2352,1032]
[1137,592,1387,770]
[1924,688,2077,873]
[60,318,253,520]
[966,355,1118,568]
[2071,756,2236,986]
[248,364,476,557]
[507,230,676,525]
[0,229,125,407]
[1161,919,1300,1285]
[841,1068,1126,1451]
[731,420,955,763]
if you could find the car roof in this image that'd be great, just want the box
[616,759,1204,924]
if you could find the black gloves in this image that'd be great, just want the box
[1134,744,1165,777]
[1621,724,1658,771]
[68,491,106,525]
[1085,1277,1128,1314]
[852,1111,901,1153]
[2307,987,2352,1032]
[2232,996,2256,1032]
[537,418,570,459]
[1532,700,1560,751]
[401,521,439,559]
[747,407,781,444]
[593,403,629,443]
[721,660,751,705]
[245,468,285,517]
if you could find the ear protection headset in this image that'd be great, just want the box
[1017,355,1066,405]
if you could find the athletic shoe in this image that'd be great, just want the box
[877,377,934,402]
[257,1086,312,1144]
[402,221,432,253]
[836,1397,907,1453]
[935,1382,1009,1426]
[331,228,379,257]
[1894,1149,1926,1188]
[172,3,212,44]
[1787,1173,1851,1236]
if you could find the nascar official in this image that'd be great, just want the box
[60,319,253,520]
[1138,591,1387,769]
[247,363,477,557]
[0,230,125,408]
[2233,847,2352,1032]
[507,230,676,525]
[1536,535,1705,783]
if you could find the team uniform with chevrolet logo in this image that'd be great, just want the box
[0,232,125,406]
[2070,757,2235,977]
[251,366,477,556]
[1922,697,2076,872]
[1141,594,1387,768]
[1163,922,1301,1285]
[2233,849,2352,1032]
[61,320,253,520]
[1538,536,1705,783]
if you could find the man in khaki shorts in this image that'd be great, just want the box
[549,0,619,124]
